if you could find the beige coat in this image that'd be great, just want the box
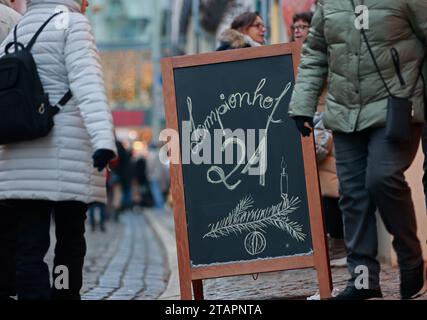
[318,155,339,199]
[0,2,21,43]
[314,112,339,198]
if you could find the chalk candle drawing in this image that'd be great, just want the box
[280,157,288,199]
[187,78,292,191]
[203,161,306,255]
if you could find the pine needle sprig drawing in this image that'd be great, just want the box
[203,194,306,242]
[203,195,254,239]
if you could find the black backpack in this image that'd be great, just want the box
[0,12,72,145]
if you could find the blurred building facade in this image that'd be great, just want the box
[170,0,318,55]
[86,0,171,152]
[87,0,171,110]
[86,0,317,148]
[87,0,317,115]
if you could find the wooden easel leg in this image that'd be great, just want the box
[314,233,333,299]
[178,269,193,300]
[317,258,333,299]
[311,198,333,299]
[180,279,193,300]
[192,280,204,300]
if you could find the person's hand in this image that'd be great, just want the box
[293,116,314,137]
[92,149,116,172]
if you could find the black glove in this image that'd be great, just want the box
[293,116,314,137]
[92,149,116,172]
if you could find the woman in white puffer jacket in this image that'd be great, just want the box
[0,0,116,300]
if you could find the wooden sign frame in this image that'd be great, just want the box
[161,42,332,300]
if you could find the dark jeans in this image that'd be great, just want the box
[88,202,106,231]
[334,125,423,289]
[0,200,87,300]
[0,201,18,299]
[323,196,344,240]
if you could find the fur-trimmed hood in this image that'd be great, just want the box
[217,28,262,50]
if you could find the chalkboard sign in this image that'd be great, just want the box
[161,43,332,300]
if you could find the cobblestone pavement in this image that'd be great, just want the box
[155,207,427,301]
[47,210,169,300]
[203,265,404,300]
[46,207,427,300]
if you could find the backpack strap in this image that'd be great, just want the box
[55,90,73,109]
[5,26,24,54]
[13,25,18,51]
[29,12,73,110]
[25,11,64,51]
[12,11,73,111]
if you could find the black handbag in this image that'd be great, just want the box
[385,96,413,143]
[350,0,423,143]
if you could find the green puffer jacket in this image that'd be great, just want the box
[288,0,427,132]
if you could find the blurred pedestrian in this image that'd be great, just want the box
[160,157,170,206]
[216,11,266,51]
[112,140,133,214]
[106,153,118,219]
[147,144,166,209]
[134,154,154,208]
[0,0,24,43]
[291,11,312,43]
[0,0,116,300]
[88,202,106,232]
[289,0,427,300]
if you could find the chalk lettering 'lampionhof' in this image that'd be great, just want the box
[160,77,292,165]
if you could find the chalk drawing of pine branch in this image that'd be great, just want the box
[203,195,306,242]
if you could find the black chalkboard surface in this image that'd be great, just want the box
[174,55,313,267]
[162,43,332,300]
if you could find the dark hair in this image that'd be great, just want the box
[292,12,313,25]
[231,12,261,31]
